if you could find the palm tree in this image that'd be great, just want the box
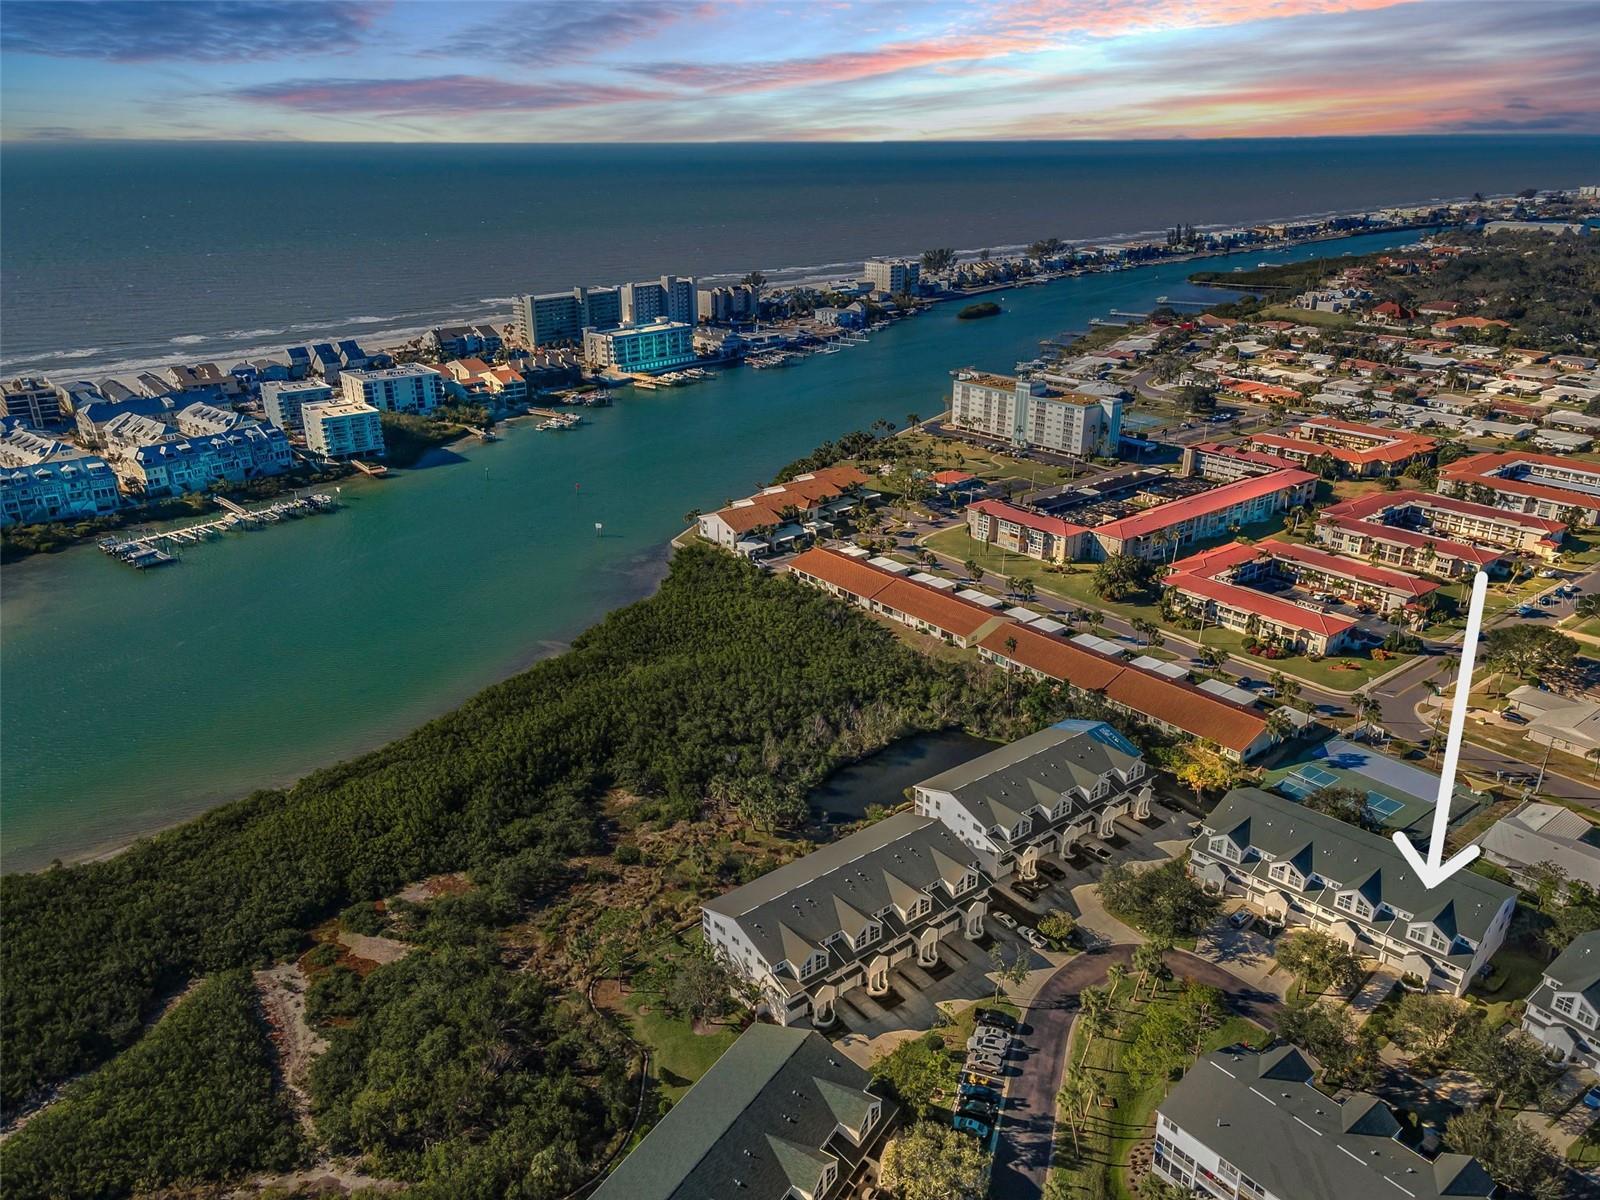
[1105,963,1127,1001]
[1587,747,1600,781]
[1015,578,1037,602]
[1076,986,1114,1066]
[964,558,983,584]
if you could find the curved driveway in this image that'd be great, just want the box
[988,946,1283,1200]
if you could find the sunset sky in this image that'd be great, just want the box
[2,0,1597,142]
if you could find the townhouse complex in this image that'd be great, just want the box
[1316,489,1565,575]
[1153,1046,1495,1200]
[592,1024,895,1200]
[1440,451,1600,525]
[704,721,1146,1029]
[1522,931,1600,1073]
[1239,416,1436,478]
[1191,788,1516,996]
[697,467,876,553]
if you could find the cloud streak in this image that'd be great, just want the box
[230,74,662,115]
[0,0,386,62]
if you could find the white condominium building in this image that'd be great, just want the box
[863,257,919,295]
[302,400,384,459]
[262,380,334,430]
[949,368,1122,457]
[339,365,443,416]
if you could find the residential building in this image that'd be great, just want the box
[1191,787,1516,994]
[949,369,1122,457]
[75,396,172,447]
[703,811,989,1028]
[863,257,919,296]
[977,624,1275,762]
[591,1024,895,1200]
[620,274,698,325]
[339,365,443,415]
[1,376,66,429]
[1440,451,1600,526]
[302,400,384,460]
[965,468,1315,564]
[175,401,248,437]
[113,426,293,498]
[476,365,528,408]
[1522,932,1600,1071]
[1239,418,1436,478]
[1481,801,1600,894]
[1182,441,1289,483]
[102,411,175,457]
[1316,489,1561,573]
[1162,538,1441,654]
[1504,686,1600,758]
[912,721,1152,883]
[581,320,697,374]
[787,546,1012,648]
[697,467,874,554]
[1152,1045,1495,1200]
[308,344,343,381]
[163,362,241,396]
[512,286,624,347]
[696,284,758,325]
[424,324,502,359]
[0,423,120,526]
[261,380,335,431]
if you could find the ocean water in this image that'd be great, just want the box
[0,228,1429,871]
[2,137,1595,377]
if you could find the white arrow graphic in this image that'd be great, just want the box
[1393,570,1489,889]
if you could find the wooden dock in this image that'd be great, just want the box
[98,493,338,568]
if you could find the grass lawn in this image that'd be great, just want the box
[1464,715,1600,787]
[1050,980,1266,1200]
[614,934,743,1105]
[1466,927,1548,1029]
[1260,303,1359,329]
[1566,614,1600,641]
[896,430,1097,491]
[1569,1127,1600,1167]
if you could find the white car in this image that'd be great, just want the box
[968,1034,1010,1055]
[1019,926,1049,950]
[967,1053,1005,1073]
[994,912,1018,930]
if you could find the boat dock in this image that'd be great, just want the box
[350,459,388,477]
[97,492,338,568]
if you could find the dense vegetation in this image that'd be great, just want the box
[956,301,1001,320]
[0,972,300,1198]
[380,411,466,466]
[0,545,1059,1116]
[770,423,912,483]
[1192,229,1600,348]
[308,946,634,1196]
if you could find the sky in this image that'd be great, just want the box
[1,0,1597,142]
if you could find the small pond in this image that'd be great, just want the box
[807,730,995,824]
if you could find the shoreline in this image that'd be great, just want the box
[0,185,1532,381]
[0,218,1473,875]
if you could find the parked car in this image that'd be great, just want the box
[994,911,1018,930]
[952,1115,991,1138]
[968,1033,1010,1055]
[1502,709,1528,725]
[1583,1085,1600,1110]
[1013,879,1045,900]
[1540,568,1561,578]
[1257,685,1279,698]
[960,1083,1002,1104]
[1039,862,1067,882]
[1517,605,1541,617]
[1085,841,1114,863]
[1229,909,1255,931]
[962,1068,1002,1088]
[975,1008,1018,1033]
[1019,926,1049,950]
[959,1099,999,1122]
[966,1056,1004,1076]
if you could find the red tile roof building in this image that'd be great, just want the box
[1163,539,1444,655]
[975,624,1274,762]
[966,469,1316,565]
[1438,452,1600,527]
[1316,489,1565,576]
[1238,418,1436,479]
[697,467,874,552]
[786,546,1009,647]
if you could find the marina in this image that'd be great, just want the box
[96,492,338,568]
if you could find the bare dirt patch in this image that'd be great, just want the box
[254,962,327,1135]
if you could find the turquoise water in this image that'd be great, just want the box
[0,229,1425,871]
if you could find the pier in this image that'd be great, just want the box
[97,492,338,568]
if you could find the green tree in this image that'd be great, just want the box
[1301,785,1384,832]
[1092,552,1149,601]
[1445,1106,1566,1199]
[1038,908,1077,946]
[1274,930,1363,995]
[880,1120,991,1200]
[871,1031,958,1118]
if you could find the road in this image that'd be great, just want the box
[988,947,1283,1200]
